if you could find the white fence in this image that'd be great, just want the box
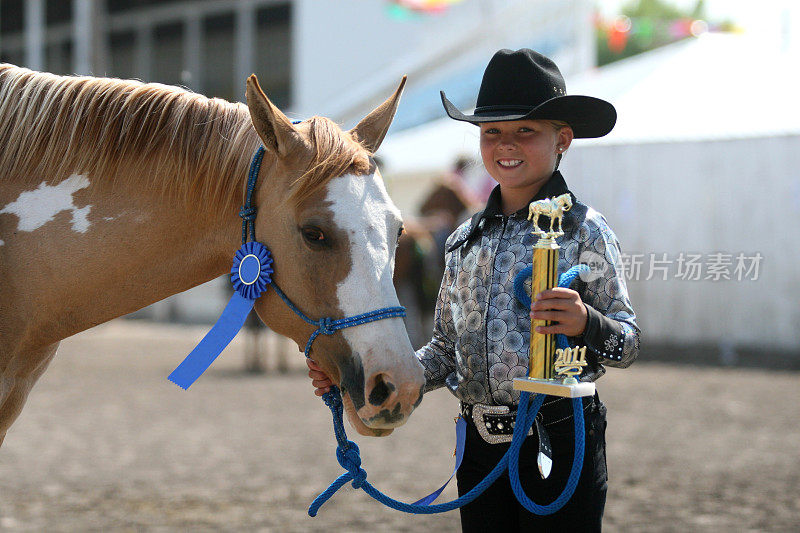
[562,134,800,350]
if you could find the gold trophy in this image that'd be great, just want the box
[513,194,596,398]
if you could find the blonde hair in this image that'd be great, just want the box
[0,64,261,207]
[547,119,572,132]
[0,64,372,210]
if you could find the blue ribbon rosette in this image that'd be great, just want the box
[230,241,274,300]
[168,241,273,389]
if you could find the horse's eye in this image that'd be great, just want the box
[301,226,326,244]
[396,226,404,245]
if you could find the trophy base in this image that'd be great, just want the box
[513,377,596,398]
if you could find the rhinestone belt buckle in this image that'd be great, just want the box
[472,403,534,445]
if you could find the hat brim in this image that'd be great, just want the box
[441,91,617,138]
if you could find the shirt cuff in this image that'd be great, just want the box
[580,303,626,363]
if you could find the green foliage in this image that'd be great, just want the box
[621,0,692,20]
[596,0,718,66]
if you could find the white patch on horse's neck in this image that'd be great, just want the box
[0,174,92,233]
[327,172,401,315]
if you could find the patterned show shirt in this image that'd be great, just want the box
[417,171,640,407]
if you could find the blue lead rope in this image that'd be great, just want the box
[310,390,584,516]
[309,265,591,517]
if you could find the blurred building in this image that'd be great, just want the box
[0,0,594,128]
[0,0,596,324]
[564,33,800,354]
[0,0,292,107]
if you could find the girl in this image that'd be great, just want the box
[309,48,640,532]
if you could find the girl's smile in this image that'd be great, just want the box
[480,119,573,214]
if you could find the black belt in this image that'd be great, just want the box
[461,395,594,437]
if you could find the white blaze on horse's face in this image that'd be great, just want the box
[326,170,425,429]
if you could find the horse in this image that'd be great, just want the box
[392,176,480,348]
[392,220,437,349]
[0,64,425,447]
[527,193,573,235]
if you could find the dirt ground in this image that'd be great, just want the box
[1,320,798,532]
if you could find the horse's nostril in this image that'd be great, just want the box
[368,374,395,407]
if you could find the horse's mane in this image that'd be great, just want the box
[291,116,372,206]
[0,64,262,208]
[0,64,371,209]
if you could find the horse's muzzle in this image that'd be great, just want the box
[339,353,425,431]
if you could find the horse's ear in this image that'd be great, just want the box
[349,76,407,154]
[246,74,304,157]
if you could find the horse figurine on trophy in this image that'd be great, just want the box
[528,193,573,237]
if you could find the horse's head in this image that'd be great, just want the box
[244,76,424,437]
[558,193,573,212]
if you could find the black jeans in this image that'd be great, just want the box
[457,397,608,532]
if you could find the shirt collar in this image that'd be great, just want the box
[447,170,572,252]
[483,170,571,218]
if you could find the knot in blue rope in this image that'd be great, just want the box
[318,317,335,336]
[322,388,342,411]
[239,206,257,221]
[336,441,367,488]
[321,387,351,448]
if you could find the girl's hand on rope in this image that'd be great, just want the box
[530,287,588,337]
[307,358,334,397]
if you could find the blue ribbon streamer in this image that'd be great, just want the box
[168,241,272,389]
[168,293,255,389]
[411,415,466,505]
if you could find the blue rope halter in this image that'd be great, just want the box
[239,146,406,358]
[168,143,405,387]
[270,283,406,357]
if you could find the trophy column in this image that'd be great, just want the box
[529,241,559,380]
[514,195,595,398]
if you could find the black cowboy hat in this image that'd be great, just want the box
[441,48,616,138]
